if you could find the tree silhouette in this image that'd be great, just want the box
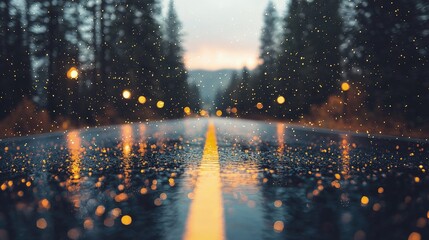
[163,0,192,118]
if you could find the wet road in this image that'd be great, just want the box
[0,118,428,240]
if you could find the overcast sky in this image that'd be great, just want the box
[161,0,287,70]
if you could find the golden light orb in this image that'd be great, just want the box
[36,218,48,229]
[216,110,223,117]
[138,96,147,104]
[67,67,79,79]
[156,100,165,109]
[408,232,421,240]
[121,215,132,226]
[122,90,131,99]
[361,196,369,205]
[184,106,191,115]
[256,102,263,110]
[341,82,351,92]
[231,107,238,114]
[277,96,286,104]
[273,220,284,233]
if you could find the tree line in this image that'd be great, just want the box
[217,0,429,128]
[0,0,200,128]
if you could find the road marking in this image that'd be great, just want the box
[183,122,225,240]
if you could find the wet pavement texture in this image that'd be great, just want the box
[0,118,428,240]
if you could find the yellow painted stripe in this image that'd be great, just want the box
[183,122,225,240]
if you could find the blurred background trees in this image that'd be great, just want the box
[1,0,428,137]
[217,0,429,134]
[1,0,200,136]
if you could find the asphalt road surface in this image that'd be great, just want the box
[0,118,428,240]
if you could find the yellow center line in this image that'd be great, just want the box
[183,122,225,240]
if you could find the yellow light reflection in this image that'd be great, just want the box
[340,136,350,180]
[121,125,133,186]
[277,123,285,155]
[67,131,83,182]
[66,130,83,208]
[122,90,131,99]
[184,122,225,240]
[138,124,147,157]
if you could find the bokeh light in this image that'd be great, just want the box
[277,96,285,104]
[184,106,191,115]
[36,218,48,229]
[67,67,79,79]
[200,109,208,117]
[138,96,147,104]
[273,221,284,232]
[121,215,132,226]
[156,100,165,109]
[361,196,369,205]
[122,90,131,99]
[341,82,350,92]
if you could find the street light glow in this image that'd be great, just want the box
[277,96,285,104]
[67,67,79,79]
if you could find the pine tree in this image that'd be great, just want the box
[220,71,240,111]
[306,0,342,104]
[163,0,190,118]
[188,83,201,113]
[254,1,278,114]
[277,0,342,118]
[237,67,252,116]
[0,0,13,119]
[277,0,309,118]
[30,0,79,120]
[0,1,33,119]
[111,0,165,118]
[348,0,429,126]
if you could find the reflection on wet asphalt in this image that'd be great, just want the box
[0,118,428,240]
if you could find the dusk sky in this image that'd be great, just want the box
[161,0,287,70]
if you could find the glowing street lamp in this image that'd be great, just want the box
[67,67,79,80]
